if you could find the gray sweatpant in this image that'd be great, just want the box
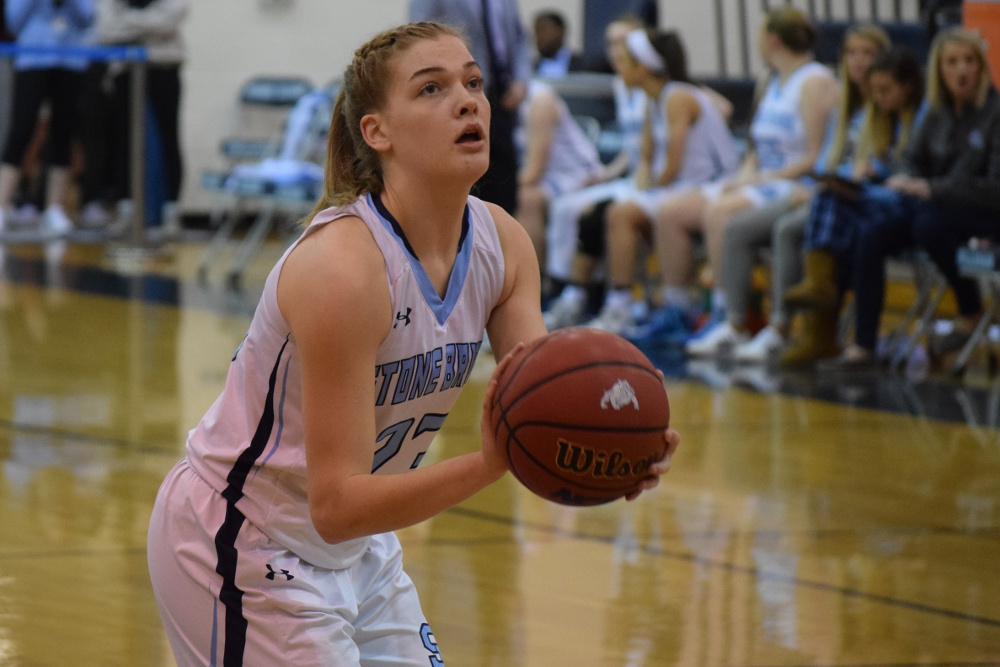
[722,201,809,329]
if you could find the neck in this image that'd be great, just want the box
[952,94,976,114]
[772,51,812,80]
[642,75,669,98]
[378,174,470,259]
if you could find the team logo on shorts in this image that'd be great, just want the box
[265,564,294,581]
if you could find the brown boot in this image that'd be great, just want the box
[780,302,842,366]
[784,250,839,309]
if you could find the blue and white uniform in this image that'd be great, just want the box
[628,80,740,218]
[707,61,833,207]
[518,80,604,200]
[545,77,652,281]
[148,193,505,666]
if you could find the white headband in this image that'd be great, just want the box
[625,29,667,75]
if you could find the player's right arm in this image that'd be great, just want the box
[278,218,508,544]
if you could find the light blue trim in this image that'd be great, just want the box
[366,193,472,326]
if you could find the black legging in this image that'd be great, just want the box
[111,64,184,202]
[850,198,999,351]
[1,67,83,167]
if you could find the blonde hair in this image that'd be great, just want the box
[824,24,891,170]
[309,22,464,218]
[854,45,925,167]
[925,27,993,112]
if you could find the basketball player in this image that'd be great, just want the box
[147,22,680,666]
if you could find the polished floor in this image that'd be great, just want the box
[0,233,998,666]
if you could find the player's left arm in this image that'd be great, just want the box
[484,203,548,359]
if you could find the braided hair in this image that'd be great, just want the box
[310,22,465,217]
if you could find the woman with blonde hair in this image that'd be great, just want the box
[822,27,1000,369]
[146,22,679,665]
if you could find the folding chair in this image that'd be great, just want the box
[198,78,337,286]
[950,242,1000,377]
[883,249,948,371]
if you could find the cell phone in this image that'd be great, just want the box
[809,172,863,192]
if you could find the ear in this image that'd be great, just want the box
[360,113,391,153]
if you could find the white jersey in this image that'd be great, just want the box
[627,81,740,219]
[750,61,833,171]
[520,80,604,198]
[656,80,739,185]
[184,193,505,570]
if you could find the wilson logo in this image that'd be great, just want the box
[600,379,639,410]
[555,439,658,479]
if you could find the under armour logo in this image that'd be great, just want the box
[394,307,412,328]
[265,564,294,581]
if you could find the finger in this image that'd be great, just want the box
[663,428,680,456]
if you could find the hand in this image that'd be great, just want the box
[479,343,526,481]
[887,175,931,199]
[624,426,680,501]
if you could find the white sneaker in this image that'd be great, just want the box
[41,205,72,237]
[732,325,785,363]
[543,292,586,331]
[584,303,634,336]
[685,320,747,357]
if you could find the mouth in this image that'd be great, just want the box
[456,125,485,144]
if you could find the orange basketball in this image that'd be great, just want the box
[492,328,670,506]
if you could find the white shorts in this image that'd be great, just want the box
[545,178,638,280]
[627,181,695,220]
[148,459,442,667]
[701,177,801,209]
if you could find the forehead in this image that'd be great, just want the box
[391,35,475,76]
[868,70,897,86]
[941,41,978,59]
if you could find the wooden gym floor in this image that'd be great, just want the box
[0,234,998,666]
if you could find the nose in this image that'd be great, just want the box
[458,90,478,116]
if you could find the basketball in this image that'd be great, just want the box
[492,328,670,506]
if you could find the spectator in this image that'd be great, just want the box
[96,0,189,239]
[821,27,1000,369]
[514,79,604,267]
[0,0,94,235]
[781,44,925,366]
[409,0,532,214]
[532,9,582,79]
[579,28,740,336]
[655,7,837,357]
[716,23,891,363]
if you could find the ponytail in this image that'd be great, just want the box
[308,22,464,219]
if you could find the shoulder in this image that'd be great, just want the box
[480,201,533,269]
[800,71,837,108]
[278,215,389,338]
